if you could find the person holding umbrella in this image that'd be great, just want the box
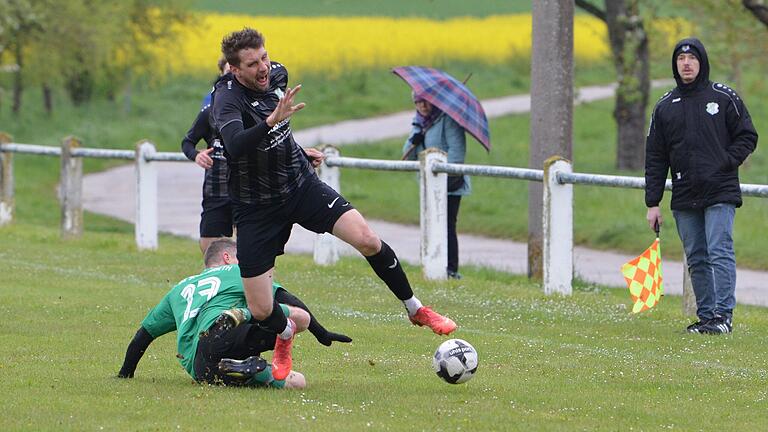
[395,66,491,280]
[403,93,470,279]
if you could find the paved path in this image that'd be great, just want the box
[82,82,768,307]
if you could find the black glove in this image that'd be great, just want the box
[312,329,353,346]
[410,132,425,146]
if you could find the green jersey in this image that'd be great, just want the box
[141,264,283,379]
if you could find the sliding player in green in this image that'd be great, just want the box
[118,238,351,388]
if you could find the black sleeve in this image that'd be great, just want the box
[212,89,271,160]
[724,96,758,170]
[118,327,155,378]
[644,103,670,207]
[219,120,271,160]
[180,107,212,161]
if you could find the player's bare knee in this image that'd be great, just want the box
[289,307,310,332]
[356,229,381,256]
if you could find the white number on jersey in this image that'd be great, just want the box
[181,276,222,323]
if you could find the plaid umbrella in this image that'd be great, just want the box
[392,66,491,152]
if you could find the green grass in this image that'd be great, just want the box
[0,59,545,152]
[0,59,613,227]
[191,0,534,18]
[337,82,768,269]
[3,64,766,270]
[190,0,685,18]
[1,223,768,431]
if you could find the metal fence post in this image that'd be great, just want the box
[314,145,341,265]
[543,156,573,295]
[420,148,447,280]
[136,140,158,250]
[0,133,13,226]
[60,136,83,238]
[681,255,697,316]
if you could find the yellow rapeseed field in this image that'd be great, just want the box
[146,13,690,77]
[150,13,610,77]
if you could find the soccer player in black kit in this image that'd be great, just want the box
[212,28,456,380]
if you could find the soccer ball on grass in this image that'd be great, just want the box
[432,338,478,384]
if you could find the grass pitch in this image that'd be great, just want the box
[1,223,767,431]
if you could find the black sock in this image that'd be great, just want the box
[365,240,414,301]
[254,299,288,333]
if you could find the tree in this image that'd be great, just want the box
[529,0,574,280]
[743,0,768,26]
[1,0,189,112]
[576,0,650,171]
[0,0,48,114]
[675,0,768,89]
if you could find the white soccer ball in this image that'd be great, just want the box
[432,338,478,384]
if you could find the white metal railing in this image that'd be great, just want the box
[315,145,768,295]
[2,135,767,296]
[0,135,187,250]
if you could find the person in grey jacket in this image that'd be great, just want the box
[404,93,471,279]
[645,37,758,334]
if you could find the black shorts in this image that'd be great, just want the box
[233,177,355,277]
[193,322,276,386]
[200,197,233,238]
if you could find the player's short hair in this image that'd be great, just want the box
[221,28,265,67]
[204,238,237,267]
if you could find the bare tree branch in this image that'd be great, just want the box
[743,0,768,28]
[575,0,607,22]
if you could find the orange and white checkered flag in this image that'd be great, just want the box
[621,238,663,313]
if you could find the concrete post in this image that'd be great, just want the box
[420,148,447,280]
[543,157,573,295]
[60,136,83,238]
[136,140,158,250]
[529,0,574,280]
[681,254,697,316]
[0,133,13,226]
[314,145,340,265]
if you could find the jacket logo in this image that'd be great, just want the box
[706,102,719,115]
[274,88,285,99]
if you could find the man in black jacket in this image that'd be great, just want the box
[645,38,758,334]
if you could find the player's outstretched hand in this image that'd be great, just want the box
[267,84,306,127]
[314,330,352,346]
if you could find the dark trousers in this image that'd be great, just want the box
[447,195,462,273]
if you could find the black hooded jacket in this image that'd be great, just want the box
[645,38,758,210]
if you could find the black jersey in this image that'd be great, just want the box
[181,103,228,199]
[212,63,314,206]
